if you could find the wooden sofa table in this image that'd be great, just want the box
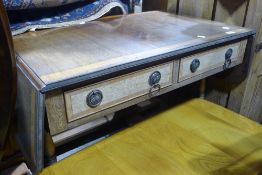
[13,11,255,173]
[40,99,262,175]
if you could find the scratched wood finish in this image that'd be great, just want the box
[40,99,262,175]
[0,0,16,158]
[13,11,252,89]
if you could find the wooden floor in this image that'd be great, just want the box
[41,99,262,175]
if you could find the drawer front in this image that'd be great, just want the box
[178,40,247,82]
[64,63,173,122]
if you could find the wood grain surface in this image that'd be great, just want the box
[45,37,246,139]
[164,0,258,113]
[45,50,243,140]
[237,0,262,122]
[179,40,247,81]
[178,0,214,19]
[64,62,173,122]
[45,90,68,135]
[13,11,253,89]
[46,62,173,137]
[40,99,262,175]
[167,0,178,14]
[214,0,248,26]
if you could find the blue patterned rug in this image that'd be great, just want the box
[4,0,129,35]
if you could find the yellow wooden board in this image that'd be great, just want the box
[41,99,262,175]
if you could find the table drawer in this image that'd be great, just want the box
[178,40,247,82]
[64,63,173,122]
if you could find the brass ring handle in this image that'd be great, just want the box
[225,48,233,60]
[223,48,233,70]
[86,90,103,108]
[223,58,232,70]
[149,71,161,86]
[190,59,200,73]
[149,84,161,98]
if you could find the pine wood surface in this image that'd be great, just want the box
[40,99,262,175]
